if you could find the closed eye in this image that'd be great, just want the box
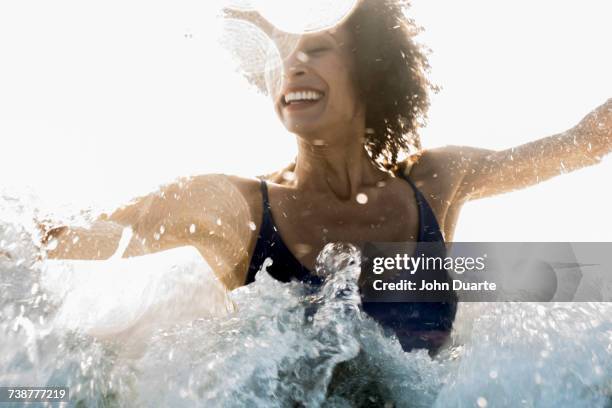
[307,47,330,54]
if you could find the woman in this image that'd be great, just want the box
[43,0,611,355]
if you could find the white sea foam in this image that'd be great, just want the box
[0,195,610,407]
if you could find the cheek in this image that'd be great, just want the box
[327,68,361,117]
[324,53,359,99]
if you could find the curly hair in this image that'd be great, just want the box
[233,0,435,171]
[346,0,434,171]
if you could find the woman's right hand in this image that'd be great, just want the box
[42,220,140,260]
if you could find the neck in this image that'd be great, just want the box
[291,126,388,200]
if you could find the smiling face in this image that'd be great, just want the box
[271,25,364,140]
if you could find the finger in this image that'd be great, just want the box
[0,250,13,260]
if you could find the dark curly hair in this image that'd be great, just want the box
[346,0,435,171]
[230,0,435,171]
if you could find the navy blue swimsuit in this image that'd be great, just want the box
[245,173,457,352]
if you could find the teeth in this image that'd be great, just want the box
[283,90,323,104]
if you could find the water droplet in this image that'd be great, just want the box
[248,221,256,231]
[159,225,165,234]
[218,18,283,77]
[72,236,80,244]
[489,369,498,379]
[476,397,488,407]
[432,173,438,178]
[189,224,196,234]
[297,51,309,62]
[153,233,161,241]
[534,372,542,384]
[282,171,296,181]
[295,243,312,256]
[216,218,222,226]
[256,0,359,34]
[225,0,257,12]
[47,238,58,251]
[314,242,361,279]
[356,193,368,204]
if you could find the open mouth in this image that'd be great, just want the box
[281,90,325,108]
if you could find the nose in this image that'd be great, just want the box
[283,49,309,79]
[286,65,307,78]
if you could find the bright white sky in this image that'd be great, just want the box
[0,0,610,240]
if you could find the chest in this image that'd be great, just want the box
[265,182,422,270]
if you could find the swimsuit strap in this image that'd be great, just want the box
[398,173,445,242]
[259,178,271,217]
[244,179,275,284]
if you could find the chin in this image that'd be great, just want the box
[283,120,325,136]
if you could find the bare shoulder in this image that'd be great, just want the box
[104,173,264,241]
[410,145,491,176]
[162,173,259,196]
[408,145,494,205]
[183,173,261,201]
[181,173,264,226]
[220,174,263,199]
[406,146,468,199]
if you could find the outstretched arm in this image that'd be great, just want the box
[42,174,253,289]
[449,99,611,202]
[43,181,184,260]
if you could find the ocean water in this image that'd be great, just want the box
[0,194,611,407]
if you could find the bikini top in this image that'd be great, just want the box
[245,172,445,285]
